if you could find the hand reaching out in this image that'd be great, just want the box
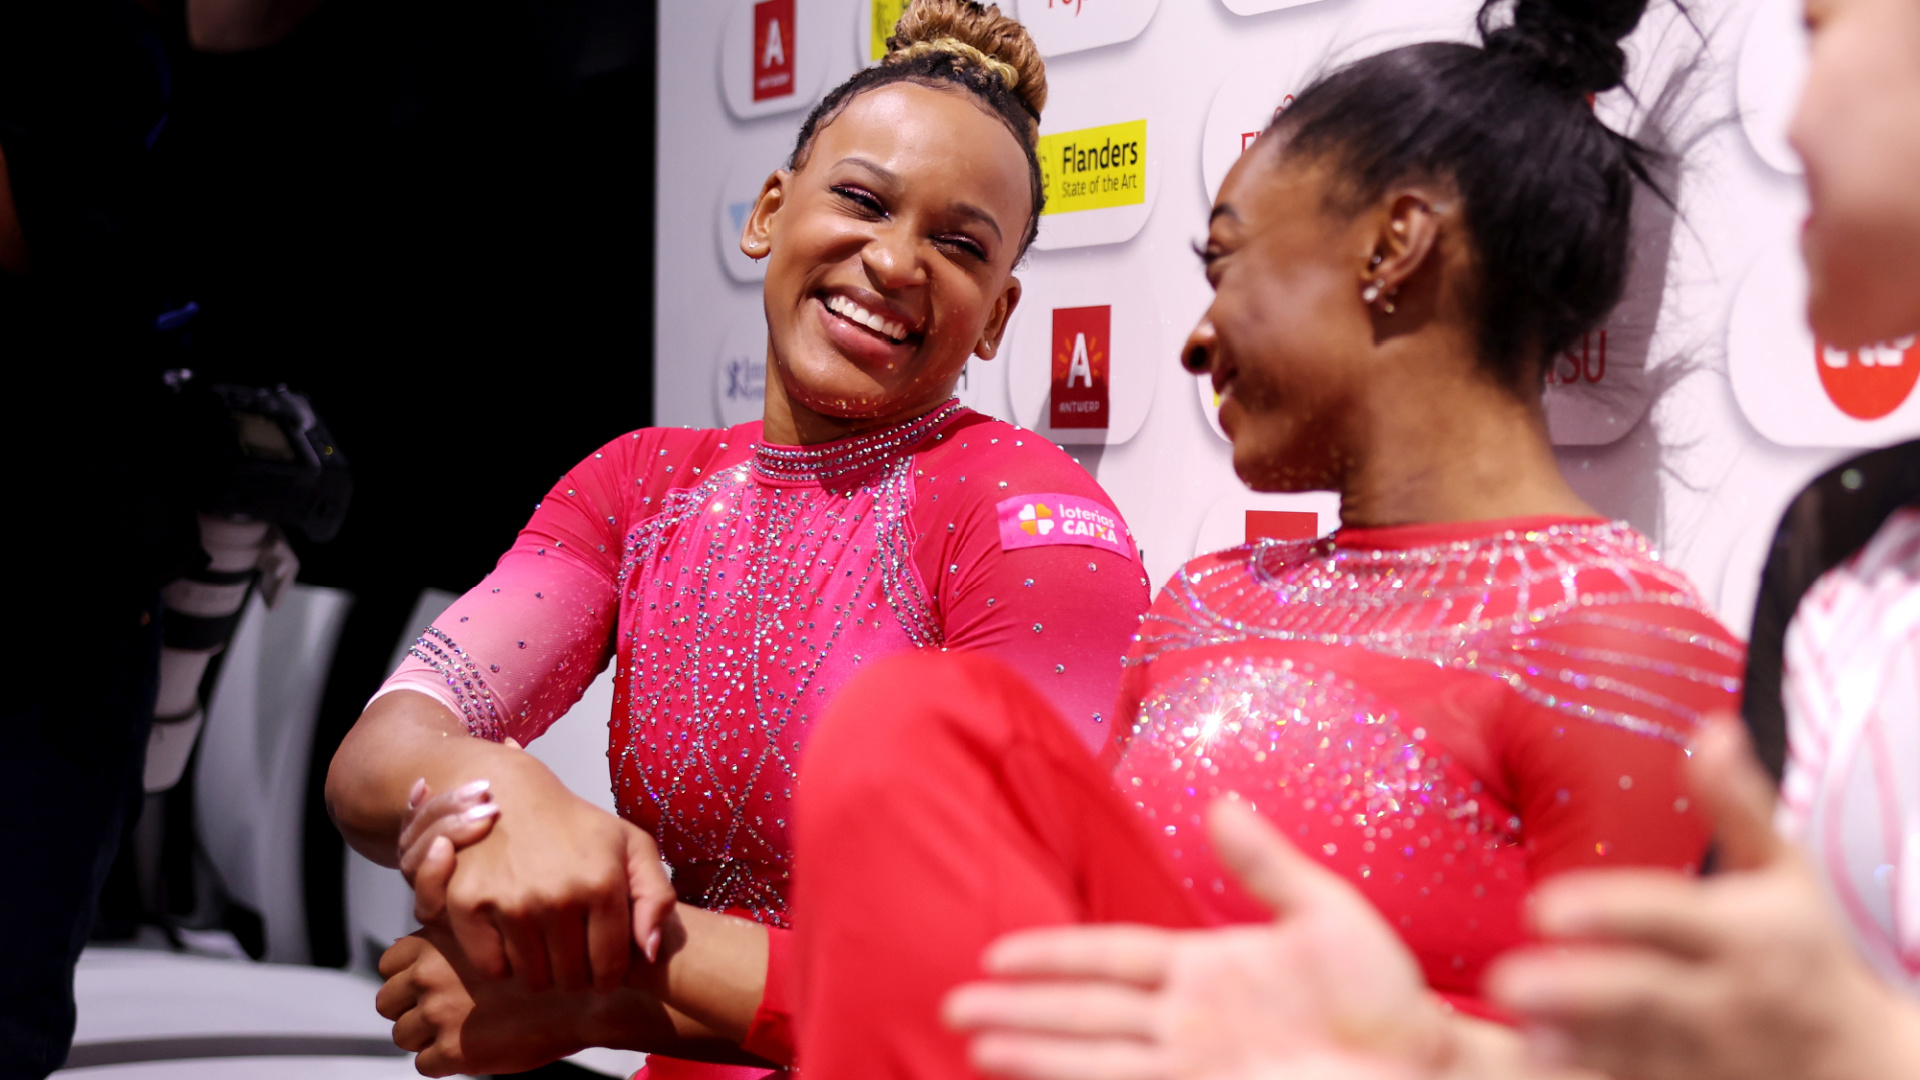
[1486,717,1920,1080]
[943,799,1453,1080]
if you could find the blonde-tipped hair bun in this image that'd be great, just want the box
[884,0,1047,120]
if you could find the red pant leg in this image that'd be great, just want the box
[792,652,1208,1079]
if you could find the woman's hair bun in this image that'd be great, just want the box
[885,0,1047,119]
[1478,0,1649,96]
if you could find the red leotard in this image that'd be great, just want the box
[789,516,1746,1076]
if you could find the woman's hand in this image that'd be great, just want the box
[943,799,1454,1080]
[375,929,690,1078]
[1486,717,1920,1080]
[377,931,589,1077]
[399,748,677,996]
[376,924,778,1075]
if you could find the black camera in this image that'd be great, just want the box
[166,371,352,542]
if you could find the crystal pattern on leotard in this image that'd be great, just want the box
[1125,656,1510,895]
[405,626,505,740]
[610,403,960,924]
[1129,522,1743,746]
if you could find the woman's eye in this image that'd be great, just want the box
[832,186,884,215]
[937,234,987,260]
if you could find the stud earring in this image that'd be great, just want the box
[1362,278,1384,305]
[1368,253,1384,270]
[1381,288,1399,316]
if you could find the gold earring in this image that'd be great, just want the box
[1381,288,1399,316]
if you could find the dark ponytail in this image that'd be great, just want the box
[1272,0,1658,388]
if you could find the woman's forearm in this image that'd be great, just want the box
[324,689,541,865]
[629,905,772,1046]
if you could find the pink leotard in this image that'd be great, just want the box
[377,401,1150,1074]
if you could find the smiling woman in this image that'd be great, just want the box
[321,3,1151,1078]
[782,1,1749,1077]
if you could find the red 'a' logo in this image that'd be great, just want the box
[1816,336,1920,420]
[1051,305,1110,429]
[753,0,795,102]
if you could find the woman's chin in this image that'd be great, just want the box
[1232,442,1335,494]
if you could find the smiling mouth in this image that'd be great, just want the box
[823,293,913,345]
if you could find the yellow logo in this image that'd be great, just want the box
[1038,120,1148,215]
[870,0,909,60]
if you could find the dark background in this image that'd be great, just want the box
[156,0,660,965]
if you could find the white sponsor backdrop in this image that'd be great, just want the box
[655,0,1916,634]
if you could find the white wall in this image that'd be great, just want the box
[655,0,1917,636]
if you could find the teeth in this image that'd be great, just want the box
[825,294,909,342]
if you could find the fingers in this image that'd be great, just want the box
[979,925,1179,986]
[589,875,634,992]
[1527,869,1723,958]
[413,836,457,925]
[378,933,428,980]
[624,824,673,966]
[1486,943,1695,1027]
[1689,716,1784,873]
[946,980,1158,1039]
[391,1002,434,1053]
[398,779,493,858]
[446,884,510,980]
[398,799,498,886]
[1207,797,1356,919]
[969,1033,1163,1080]
[499,907,556,991]
[376,968,422,1022]
[542,904,593,993]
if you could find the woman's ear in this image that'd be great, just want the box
[974,276,1023,360]
[1360,191,1444,313]
[741,170,791,260]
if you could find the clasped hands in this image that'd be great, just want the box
[373,742,680,1076]
[944,717,1916,1080]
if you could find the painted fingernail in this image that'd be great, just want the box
[462,802,500,822]
[408,779,427,809]
[455,779,492,800]
[644,927,661,963]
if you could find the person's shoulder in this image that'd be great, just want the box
[920,413,1114,503]
[1540,522,1744,654]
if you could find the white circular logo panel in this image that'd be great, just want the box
[714,312,770,428]
[720,0,832,121]
[1729,239,1920,447]
[1007,264,1162,445]
[1009,0,1159,58]
[1736,0,1809,176]
[1201,42,1335,202]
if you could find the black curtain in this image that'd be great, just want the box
[158,0,658,964]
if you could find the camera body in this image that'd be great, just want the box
[169,373,352,542]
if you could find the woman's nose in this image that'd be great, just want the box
[863,226,925,290]
[1182,318,1217,374]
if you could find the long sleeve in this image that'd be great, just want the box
[376,427,726,744]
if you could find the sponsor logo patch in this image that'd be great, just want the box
[998,494,1134,558]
